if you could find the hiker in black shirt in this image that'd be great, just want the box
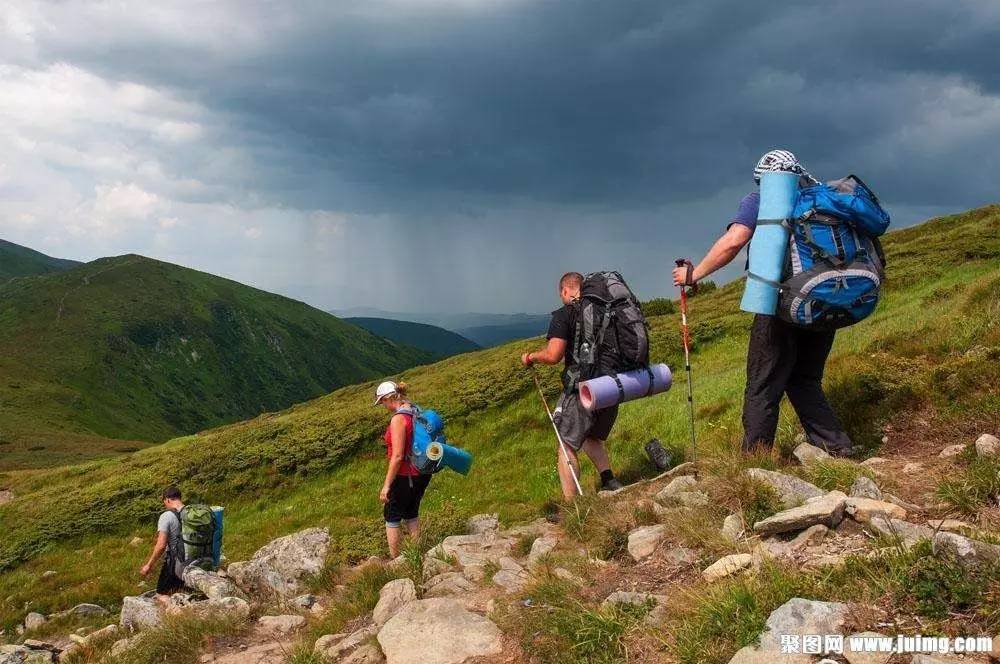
[522,272,623,499]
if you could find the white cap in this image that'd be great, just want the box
[374,381,398,405]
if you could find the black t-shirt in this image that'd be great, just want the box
[547,304,578,369]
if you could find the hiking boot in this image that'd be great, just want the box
[602,478,625,491]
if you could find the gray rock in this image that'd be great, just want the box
[23,612,46,631]
[67,603,108,617]
[436,532,514,575]
[702,554,753,581]
[867,516,934,548]
[466,513,499,536]
[932,531,1000,569]
[292,593,319,609]
[753,491,847,536]
[527,535,558,568]
[721,514,745,542]
[422,554,455,579]
[373,578,417,627]
[975,432,999,457]
[663,547,699,566]
[491,557,529,594]
[377,598,503,664]
[423,572,476,598]
[745,468,824,508]
[672,491,710,507]
[0,645,56,664]
[179,596,251,622]
[256,614,307,636]
[183,565,246,600]
[654,475,697,501]
[849,476,883,500]
[793,442,831,465]
[343,643,386,664]
[756,597,850,652]
[120,593,164,631]
[315,625,379,661]
[938,444,967,459]
[844,497,907,523]
[626,525,667,562]
[227,527,329,599]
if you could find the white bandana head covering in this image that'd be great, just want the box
[753,149,818,184]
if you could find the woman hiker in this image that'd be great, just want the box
[374,380,431,558]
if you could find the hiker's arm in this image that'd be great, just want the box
[380,415,407,503]
[522,338,567,366]
[140,531,168,576]
[673,225,753,285]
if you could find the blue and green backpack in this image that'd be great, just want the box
[777,175,890,330]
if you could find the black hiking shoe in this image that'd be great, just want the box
[601,478,625,491]
[644,438,672,471]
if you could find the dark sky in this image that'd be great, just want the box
[1,1,997,313]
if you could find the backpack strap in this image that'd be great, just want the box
[393,406,417,486]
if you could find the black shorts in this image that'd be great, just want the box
[156,557,184,595]
[553,392,619,450]
[384,474,431,527]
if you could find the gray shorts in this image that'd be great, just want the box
[552,392,619,450]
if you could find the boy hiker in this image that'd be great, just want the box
[139,485,186,601]
[521,271,624,499]
[672,150,853,457]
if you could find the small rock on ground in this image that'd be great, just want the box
[377,598,503,664]
[721,514,745,541]
[702,554,753,582]
[793,442,831,465]
[255,614,306,636]
[626,525,667,562]
[938,444,967,459]
[849,476,882,500]
[975,433,999,457]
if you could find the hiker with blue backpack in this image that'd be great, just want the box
[673,149,889,456]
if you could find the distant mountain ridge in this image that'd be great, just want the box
[0,239,81,280]
[345,317,480,358]
[333,307,549,347]
[0,252,432,469]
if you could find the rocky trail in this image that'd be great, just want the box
[4,432,998,664]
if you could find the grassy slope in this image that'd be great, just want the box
[0,239,81,281]
[0,255,433,470]
[344,317,481,358]
[0,206,997,630]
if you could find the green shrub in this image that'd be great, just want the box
[643,298,676,317]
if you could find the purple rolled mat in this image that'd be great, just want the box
[578,364,673,411]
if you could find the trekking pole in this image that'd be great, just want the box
[530,366,584,496]
[675,259,698,471]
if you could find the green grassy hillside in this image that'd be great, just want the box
[0,239,80,281]
[345,317,480,358]
[0,206,996,632]
[0,254,433,469]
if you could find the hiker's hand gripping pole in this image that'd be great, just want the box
[675,259,698,469]
[530,366,584,496]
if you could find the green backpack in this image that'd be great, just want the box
[171,504,217,570]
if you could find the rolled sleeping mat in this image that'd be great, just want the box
[426,441,473,475]
[210,506,224,568]
[740,171,799,315]
[578,363,673,412]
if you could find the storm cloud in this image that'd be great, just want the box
[1,0,998,313]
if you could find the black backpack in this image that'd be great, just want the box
[566,271,650,391]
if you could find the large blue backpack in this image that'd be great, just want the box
[777,175,890,330]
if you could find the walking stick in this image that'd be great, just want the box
[530,366,584,496]
[675,259,698,472]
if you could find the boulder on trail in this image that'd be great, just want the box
[491,557,530,594]
[183,565,246,600]
[23,613,46,631]
[227,527,329,599]
[975,432,999,457]
[844,497,906,523]
[377,598,503,664]
[938,444,967,459]
[744,468,824,508]
[756,597,850,653]
[423,572,476,598]
[849,476,883,500]
[120,593,164,631]
[434,532,514,578]
[932,531,1000,569]
[314,625,379,662]
[466,513,499,535]
[753,491,846,536]
[793,442,830,465]
[654,475,697,501]
[527,536,558,568]
[178,596,251,623]
[373,578,417,627]
[867,516,934,548]
[702,554,753,582]
[626,525,667,562]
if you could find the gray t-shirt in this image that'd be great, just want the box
[157,509,183,561]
